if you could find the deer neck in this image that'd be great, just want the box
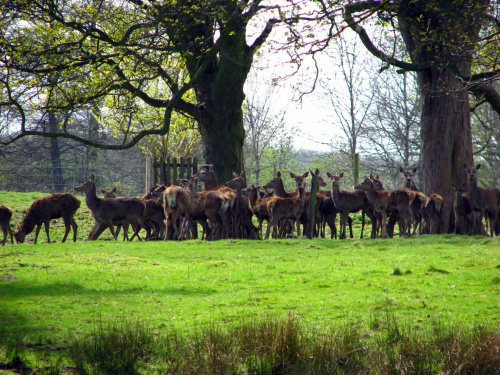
[273,179,287,197]
[84,182,101,210]
[247,190,258,207]
[202,174,219,191]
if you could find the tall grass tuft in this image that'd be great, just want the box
[64,314,500,374]
[67,319,154,375]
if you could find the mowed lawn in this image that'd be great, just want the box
[1,235,499,346]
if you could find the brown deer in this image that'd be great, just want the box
[194,164,236,238]
[452,183,474,235]
[326,171,373,239]
[464,164,498,236]
[399,167,428,235]
[264,186,307,239]
[15,193,80,244]
[355,175,414,238]
[92,185,166,240]
[241,184,272,239]
[226,172,258,239]
[0,205,14,245]
[74,174,149,241]
[163,180,195,240]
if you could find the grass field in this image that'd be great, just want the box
[1,191,500,373]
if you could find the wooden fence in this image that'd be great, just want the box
[145,157,198,192]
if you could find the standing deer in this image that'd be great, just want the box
[74,174,149,241]
[194,164,236,238]
[241,184,272,239]
[264,186,307,239]
[163,180,195,240]
[326,171,372,240]
[464,164,498,236]
[15,193,80,244]
[355,175,414,238]
[226,172,258,239]
[0,205,14,245]
[399,167,428,234]
[452,183,474,235]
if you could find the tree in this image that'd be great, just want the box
[243,75,292,185]
[0,0,281,184]
[335,0,500,232]
[363,70,422,184]
[320,33,375,172]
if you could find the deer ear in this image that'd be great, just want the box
[100,189,106,194]
[241,171,245,178]
[399,166,405,173]
[326,172,333,179]
[233,172,239,178]
[476,164,481,170]
[339,172,344,178]
[463,163,468,170]
[302,171,309,178]
[277,171,281,178]
[112,187,116,192]
[89,174,95,181]
[315,168,320,175]
[290,172,296,178]
[412,167,418,173]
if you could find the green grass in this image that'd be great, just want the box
[1,191,500,373]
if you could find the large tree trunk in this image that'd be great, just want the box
[419,68,473,232]
[192,20,249,185]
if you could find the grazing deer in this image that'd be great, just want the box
[74,174,149,241]
[464,164,498,236]
[163,180,195,240]
[0,205,14,245]
[326,171,373,240]
[355,175,414,238]
[264,186,307,239]
[15,193,80,244]
[452,183,474,235]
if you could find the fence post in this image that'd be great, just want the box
[145,156,152,194]
[354,153,359,188]
[172,157,178,185]
[306,172,319,239]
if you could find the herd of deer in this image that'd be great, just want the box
[1,164,499,245]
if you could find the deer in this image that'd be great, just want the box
[326,171,374,240]
[399,167,428,235]
[226,172,258,239]
[92,185,166,241]
[194,164,236,238]
[15,193,80,244]
[74,174,150,241]
[163,180,195,240]
[452,183,474,235]
[264,186,307,239]
[355,175,414,238]
[0,205,14,245]
[241,184,273,239]
[263,171,310,237]
[464,164,498,236]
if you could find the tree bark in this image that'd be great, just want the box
[419,68,473,232]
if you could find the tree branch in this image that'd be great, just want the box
[343,0,434,72]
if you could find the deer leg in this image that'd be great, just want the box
[1,224,6,245]
[61,216,71,243]
[360,211,366,239]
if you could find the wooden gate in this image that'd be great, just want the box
[146,157,198,190]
